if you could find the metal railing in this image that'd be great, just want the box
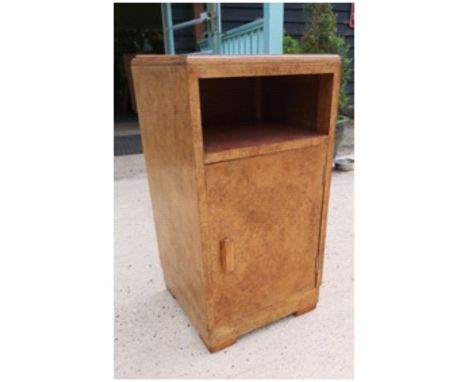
[198,3,283,55]
[161,3,220,55]
[198,19,265,54]
[162,3,283,55]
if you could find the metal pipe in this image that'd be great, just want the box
[168,12,208,31]
[161,3,175,54]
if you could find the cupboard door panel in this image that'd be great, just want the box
[205,145,327,325]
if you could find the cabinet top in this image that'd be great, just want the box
[131,54,340,67]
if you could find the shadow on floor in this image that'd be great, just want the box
[114,135,142,156]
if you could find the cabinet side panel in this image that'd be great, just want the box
[315,68,342,287]
[131,64,207,335]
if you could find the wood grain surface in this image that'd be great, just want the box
[205,146,327,326]
[131,63,209,341]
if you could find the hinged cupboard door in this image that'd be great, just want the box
[205,145,327,326]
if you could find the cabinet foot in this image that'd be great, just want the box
[294,303,317,316]
[201,335,237,353]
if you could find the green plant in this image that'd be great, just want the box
[283,34,302,54]
[301,4,352,114]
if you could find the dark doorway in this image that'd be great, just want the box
[114,3,164,117]
[114,3,164,154]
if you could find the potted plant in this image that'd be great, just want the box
[283,4,352,166]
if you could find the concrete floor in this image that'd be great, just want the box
[114,153,354,379]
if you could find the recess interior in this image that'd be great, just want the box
[199,74,333,159]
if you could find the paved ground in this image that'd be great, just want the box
[114,151,354,379]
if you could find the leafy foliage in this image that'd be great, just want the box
[283,34,302,54]
[284,4,352,113]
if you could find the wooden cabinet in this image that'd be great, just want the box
[131,55,341,352]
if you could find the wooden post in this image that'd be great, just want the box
[263,3,284,54]
[193,3,205,43]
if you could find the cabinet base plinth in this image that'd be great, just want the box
[293,303,317,316]
[200,335,237,353]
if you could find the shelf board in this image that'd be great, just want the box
[203,122,328,164]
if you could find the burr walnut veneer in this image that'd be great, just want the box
[131,55,341,352]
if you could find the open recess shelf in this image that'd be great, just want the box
[199,74,333,164]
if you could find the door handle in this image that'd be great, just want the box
[220,237,235,273]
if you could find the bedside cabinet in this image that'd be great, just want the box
[131,55,341,352]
